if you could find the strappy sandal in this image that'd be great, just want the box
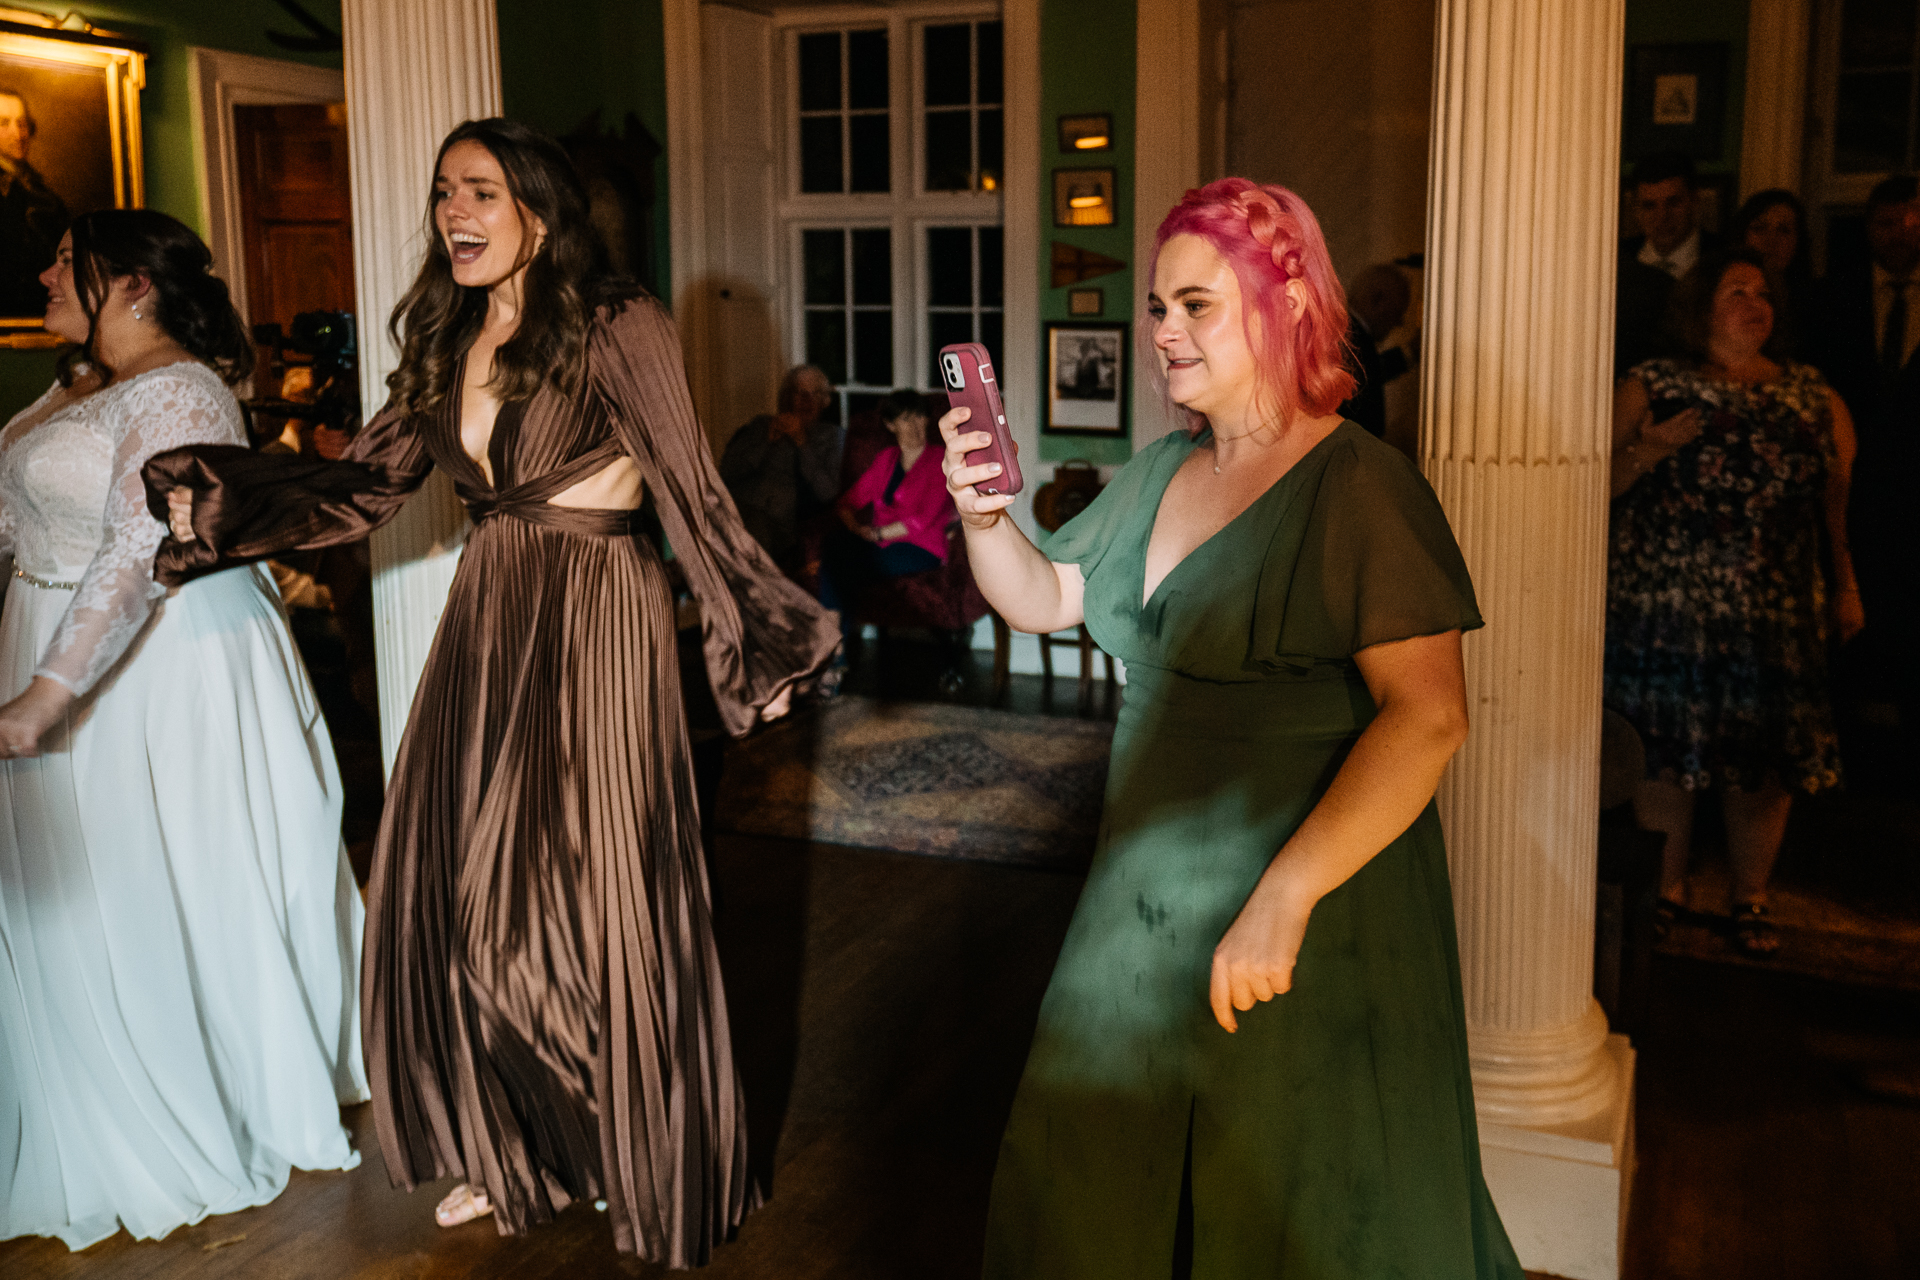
[1730,901,1781,958]
[435,1183,494,1228]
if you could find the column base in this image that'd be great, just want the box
[1479,1034,1636,1280]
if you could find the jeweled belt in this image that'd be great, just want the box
[13,565,78,590]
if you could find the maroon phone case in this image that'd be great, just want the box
[939,342,1023,496]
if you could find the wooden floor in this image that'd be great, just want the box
[6,630,1918,1277]
[5,825,1917,1278]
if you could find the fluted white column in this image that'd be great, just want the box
[1423,0,1625,1127]
[342,0,501,771]
[1740,0,1812,199]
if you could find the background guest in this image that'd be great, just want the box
[818,389,950,640]
[1338,261,1419,442]
[1809,176,1920,736]
[1617,152,1719,376]
[1607,249,1860,957]
[720,363,843,576]
[1730,188,1812,354]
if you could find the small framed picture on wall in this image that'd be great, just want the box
[1623,42,1728,162]
[1044,321,1128,436]
[0,23,147,348]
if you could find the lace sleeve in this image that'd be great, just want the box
[35,368,242,695]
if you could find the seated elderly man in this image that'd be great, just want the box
[719,364,844,576]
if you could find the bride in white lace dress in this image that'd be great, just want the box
[0,211,367,1250]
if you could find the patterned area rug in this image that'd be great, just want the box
[716,696,1112,872]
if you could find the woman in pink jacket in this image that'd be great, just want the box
[818,389,954,636]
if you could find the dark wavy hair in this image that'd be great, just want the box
[877,388,933,444]
[1666,247,1789,364]
[387,117,635,413]
[55,209,252,388]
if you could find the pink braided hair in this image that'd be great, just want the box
[1146,178,1356,436]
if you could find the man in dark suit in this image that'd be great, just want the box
[0,88,69,317]
[1810,175,1920,731]
[1339,263,1418,443]
[1615,152,1720,377]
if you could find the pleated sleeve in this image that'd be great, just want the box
[1252,429,1483,673]
[143,398,435,587]
[588,297,839,737]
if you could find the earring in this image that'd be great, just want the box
[131,305,142,321]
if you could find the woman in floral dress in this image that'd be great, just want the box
[1606,247,1862,955]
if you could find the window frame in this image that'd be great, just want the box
[773,3,1003,400]
[1808,0,1920,271]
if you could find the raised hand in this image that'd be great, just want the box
[938,405,1017,530]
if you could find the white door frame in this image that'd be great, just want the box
[188,47,347,325]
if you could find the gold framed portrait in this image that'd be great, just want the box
[0,16,147,349]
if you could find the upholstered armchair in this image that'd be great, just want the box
[802,408,1010,700]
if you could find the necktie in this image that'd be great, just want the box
[1885,278,1910,382]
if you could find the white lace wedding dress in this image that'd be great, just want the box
[0,361,369,1250]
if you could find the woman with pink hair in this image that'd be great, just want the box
[943,179,1519,1276]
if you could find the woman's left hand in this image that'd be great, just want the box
[1833,588,1866,644]
[0,678,73,759]
[1209,872,1318,1033]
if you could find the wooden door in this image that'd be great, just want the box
[233,102,355,330]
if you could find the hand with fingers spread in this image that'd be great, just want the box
[937,405,1018,530]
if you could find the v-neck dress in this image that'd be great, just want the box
[983,423,1521,1279]
[143,298,839,1266]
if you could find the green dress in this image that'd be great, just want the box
[983,423,1521,1279]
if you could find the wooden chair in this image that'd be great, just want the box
[1032,461,1117,712]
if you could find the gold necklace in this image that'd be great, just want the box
[1209,420,1281,474]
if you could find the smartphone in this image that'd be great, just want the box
[939,343,1023,497]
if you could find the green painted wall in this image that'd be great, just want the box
[1037,0,1135,466]
[0,0,343,418]
[1624,0,1749,190]
[497,0,671,303]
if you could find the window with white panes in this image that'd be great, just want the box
[1811,0,1920,269]
[782,10,1002,426]
[924,225,1003,384]
[921,21,1003,193]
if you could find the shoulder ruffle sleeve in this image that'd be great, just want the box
[1253,429,1482,672]
[143,397,435,587]
[589,297,839,736]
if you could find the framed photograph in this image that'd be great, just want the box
[1052,167,1115,228]
[1045,322,1127,436]
[1057,113,1112,153]
[1624,43,1727,163]
[0,20,147,348]
[1067,287,1103,317]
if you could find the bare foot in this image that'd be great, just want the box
[435,1183,493,1227]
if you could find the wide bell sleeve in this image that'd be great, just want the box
[144,396,435,587]
[36,369,245,694]
[588,297,839,736]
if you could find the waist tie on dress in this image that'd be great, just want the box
[463,439,639,538]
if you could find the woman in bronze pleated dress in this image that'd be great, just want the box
[145,119,837,1267]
